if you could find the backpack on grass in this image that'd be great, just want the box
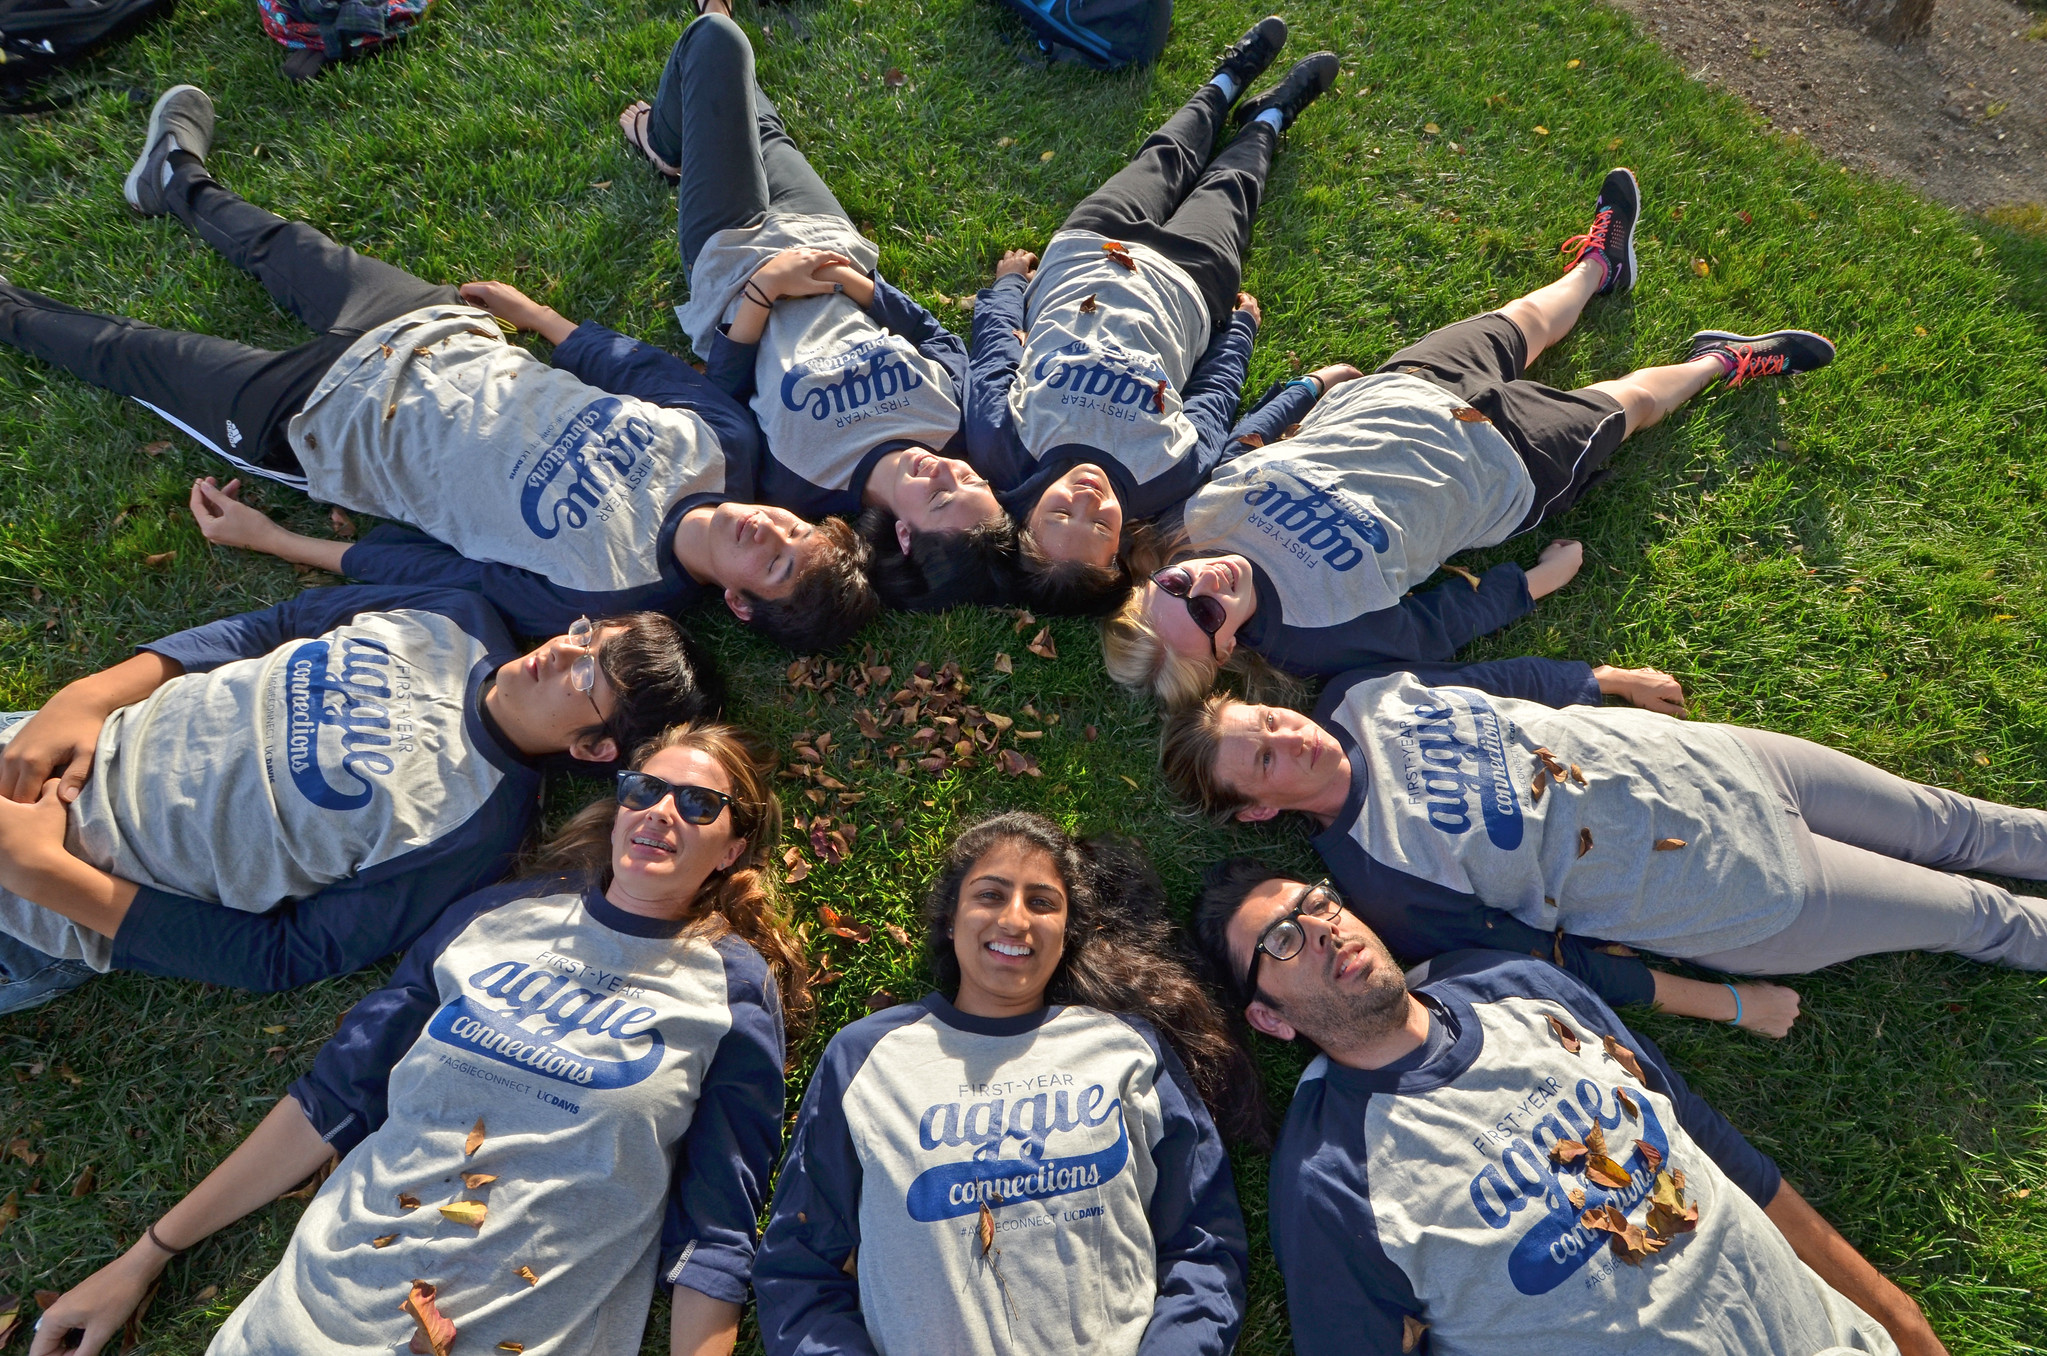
[255,0,434,82]
[991,0,1170,70]
[0,0,175,111]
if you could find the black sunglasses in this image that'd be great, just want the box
[1151,565,1227,658]
[615,771,733,825]
[1240,880,1344,1005]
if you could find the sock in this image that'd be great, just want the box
[1209,72,1240,102]
[1583,248,1612,291]
[1703,347,1738,379]
[1254,107,1284,131]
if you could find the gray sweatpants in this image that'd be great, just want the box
[1693,728,2047,974]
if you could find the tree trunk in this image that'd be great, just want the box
[1837,0,1935,44]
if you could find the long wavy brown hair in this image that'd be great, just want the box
[920,811,1269,1147]
[527,723,812,1036]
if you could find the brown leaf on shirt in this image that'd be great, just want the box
[1584,1154,1632,1190]
[1647,1197,1700,1239]
[977,1197,999,1256]
[1101,240,1138,271]
[329,507,357,540]
[819,905,873,944]
[462,1173,497,1190]
[1550,1139,1588,1169]
[1440,563,1482,589]
[1400,1314,1429,1353]
[1544,1015,1581,1053]
[1611,1221,1666,1265]
[1531,769,1548,802]
[1580,1203,1628,1236]
[401,1281,457,1356]
[1153,378,1167,412]
[496,1344,526,1353]
[1453,406,1491,423]
[1026,628,1058,659]
[466,1117,487,1157]
[1078,294,1098,313]
[1603,1035,1648,1082]
[372,1234,399,1248]
[1653,837,1688,851]
[1615,1087,1640,1120]
[1577,827,1594,857]
[439,1201,489,1229]
[1637,1141,1664,1174]
[1568,764,1586,786]
[398,1193,421,1211]
[1566,1186,1586,1209]
[1585,1124,1609,1157]
[515,1265,540,1287]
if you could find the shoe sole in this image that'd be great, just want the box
[1606,166,1639,296]
[124,84,207,212]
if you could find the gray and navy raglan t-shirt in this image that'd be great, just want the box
[754,993,1247,1356]
[1270,951,1897,1356]
[1183,373,1539,675]
[965,235,1257,523]
[676,212,968,517]
[207,878,784,1356]
[0,586,538,989]
[288,306,760,631]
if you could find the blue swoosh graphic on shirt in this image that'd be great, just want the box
[426,995,664,1090]
[905,1116,1131,1221]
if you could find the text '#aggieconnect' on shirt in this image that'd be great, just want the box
[286,305,730,595]
[1270,953,1898,1356]
[1186,374,1536,628]
[212,881,785,1356]
[1009,231,1213,481]
[1318,672,1807,958]
[754,994,1248,1356]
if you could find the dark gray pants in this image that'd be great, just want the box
[1061,82,1277,327]
[0,158,455,483]
[1693,727,2047,973]
[646,13,848,272]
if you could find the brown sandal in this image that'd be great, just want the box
[618,102,681,185]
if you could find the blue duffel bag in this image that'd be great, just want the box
[993,0,1171,70]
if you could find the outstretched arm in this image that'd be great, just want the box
[187,476,349,574]
[1765,1182,1948,1356]
[963,256,1035,489]
[29,1096,333,1356]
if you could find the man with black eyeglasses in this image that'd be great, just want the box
[0,586,719,1013]
[1188,860,1946,1356]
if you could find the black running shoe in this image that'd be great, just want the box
[125,85,215,216]
[1235,50,1339,130]
[1213,16,1288,93]
[1558,166,1639,297]
[1686,329,1837,388]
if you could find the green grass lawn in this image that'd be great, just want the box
[4,0,2047,1350]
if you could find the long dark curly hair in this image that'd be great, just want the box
[920,810,1268,1147]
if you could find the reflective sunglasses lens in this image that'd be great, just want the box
[1152,566,1193,597]
[1185,593,1228,636]
[675,787,728,825]
[616,772,662,810]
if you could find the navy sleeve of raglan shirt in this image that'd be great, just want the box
[866,274,969,414]
[1351,656,1604,709]
[659,935,789,1304]
[754,1003,930,1356]
[111,588,541,991]
[287,878,549,1154]
[1116,1016,1250,1356]
[963,273,1034,491]
[549,322,762,493]
[1170,312,1258,492]
[1248,561,1535,676]
[1223,378,1321,456]
[1310,669,1657,1010]
[340,522,708,637]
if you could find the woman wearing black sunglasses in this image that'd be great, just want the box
[31,722,807,1356]
[755,811,1259,1356]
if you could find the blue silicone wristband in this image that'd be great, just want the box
[1723,982,1742,1026]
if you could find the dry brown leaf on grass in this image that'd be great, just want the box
[0,1296,20,1347]
[143,552,176,569]
[819,905,873,943]
[140,440,171,457]
[439,1201,489,1229]
[33,1290,60,1311]
[1026,628,1058,659]
[1602,1035,1647,1082]
[329,507,357,539]
[782,847,812,884]
[998,748,1042,778]
[6,1139,37,1167]
[70,1165,96,1198]
[1544,1015,1581,1053]
[883,67,906,87]
[865,990,898,1012]
[514,1265,539,1287]
[402,1281,457,1356]
[885,923,912,947]
[466,1117,487,1157]
[992,653,1013,674]
[462,1173,497,1190]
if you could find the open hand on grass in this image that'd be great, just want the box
[1731,981,1803,1038]
[189,476,283,553]
[1234,291,1261,325]
[27,1247,162,1356]
[1523,538,1583,599]
[1593,664,1688,716]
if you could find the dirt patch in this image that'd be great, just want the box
[1606,0,2047,215]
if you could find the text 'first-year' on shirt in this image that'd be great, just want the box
[965,231,1258,522]
[1271,951,1897,1355]
[1303,658,1806,1012]
[210,878,784,1356]
[754,993,1248,1356]
[285,303,762,636]
[1186,372,1540,674]
[0,585,540,991]
[674,211,968,518]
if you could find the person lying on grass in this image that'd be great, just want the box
[754,811,1256,1356]
[0,585,718,1014]
[1191,871,1946,1356]
[0,85,876,652]
[621,0,1008,611]
[29,723,805,1356]
[965,17,1339,615]
[1103,167,1838,705]
[1161,655,2047,1037]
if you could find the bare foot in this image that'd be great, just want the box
[618,101,680,182]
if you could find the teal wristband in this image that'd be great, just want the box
[1723,982,1742,1026]
[1286,375,1324,396]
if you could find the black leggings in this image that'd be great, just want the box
[0,158,458,482]
[1061,83,1277,327]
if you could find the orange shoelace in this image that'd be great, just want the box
[1725,345,1787,388]
[1558,207,1613,274]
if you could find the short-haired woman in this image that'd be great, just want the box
[753,811,1255,1356]
[30,724,806,1356]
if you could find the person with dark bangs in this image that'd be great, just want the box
[753,811,1255,1356]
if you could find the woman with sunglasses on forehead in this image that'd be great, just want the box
[1103,167,1835,707]
[32,723,806,1356]
[755,811,1257,1356]
[0,587,717,1014]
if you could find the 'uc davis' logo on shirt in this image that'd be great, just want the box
[424,959,666,1090]
[282,635,405,812]
[519,396,659,540]
[904,1085,1130,1221]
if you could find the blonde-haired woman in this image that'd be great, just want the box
[32,723,805,1356]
